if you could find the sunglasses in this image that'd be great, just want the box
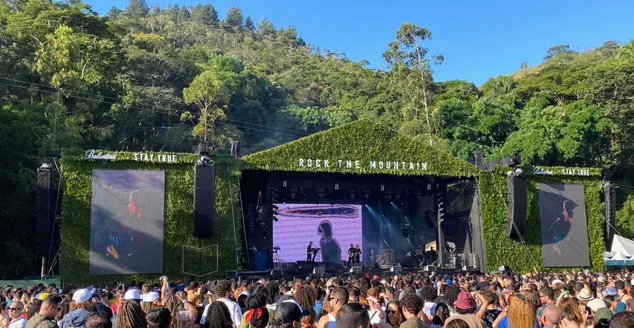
[386,310,396,314]
[8,308,22,311]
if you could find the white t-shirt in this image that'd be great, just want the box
[368,309,386,324]
[201,298,242,328]
[8,317,27,328]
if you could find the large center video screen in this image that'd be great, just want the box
[273,204,362,265]
[89,169,165,275]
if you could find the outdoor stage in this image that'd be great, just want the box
[239,170,485,274]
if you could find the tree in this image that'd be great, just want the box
[244,16,255,32]
[223,6,243,31]
[182,71,228,142]
[191,4,218,26]
[124,0,149,18]
[543,44,573,61]
[256,17,275,38]
[105,6,122,20]
[383,23,443,146]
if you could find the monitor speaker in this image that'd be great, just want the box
[390,265,402,272]
[423,265,436,272]
[270,269,283,277]
[462,265,475,271]
[313,267,325,274]
[349,266,361,273]
[193,165,215,238]
[297,261,307,270]
[506,175,527,239]
[225,270,238,279]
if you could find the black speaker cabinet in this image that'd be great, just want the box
[193,165,215,238]
[506,175,527,239]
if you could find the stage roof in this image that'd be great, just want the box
[242,120,478,177]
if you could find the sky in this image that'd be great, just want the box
[86,0,634,86]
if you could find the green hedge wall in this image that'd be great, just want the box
[242,120,478,178]
[479,171,605,273]
[60,150,243,284]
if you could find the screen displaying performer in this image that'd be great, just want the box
[272,204,362,266]
[89,169,165,274]
[538,183,590,267]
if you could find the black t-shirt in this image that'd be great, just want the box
[307,245,313,254]
[348,247,356,256]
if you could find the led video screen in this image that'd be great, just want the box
[89,169,165,274]
[538,183,590,267]
[272,204,362,265]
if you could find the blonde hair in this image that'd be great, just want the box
[507,294,536,328]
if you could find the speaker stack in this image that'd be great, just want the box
[193,164,215,238]
[506,173,527,239]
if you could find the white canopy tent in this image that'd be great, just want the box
[604,235,634,265]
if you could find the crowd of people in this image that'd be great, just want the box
[2,270,634,328]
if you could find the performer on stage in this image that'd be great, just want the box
[354,244,361,263]
[307,241,314,263]
[347,244,355,266]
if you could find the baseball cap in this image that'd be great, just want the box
[72,289,93,303]
[143,292,160,302]
[275,299,310,323]
[588,299,607,312]
[455,291,476,310]
[602,287,618,297]
[125,289,141,300]
[444,279,453,285]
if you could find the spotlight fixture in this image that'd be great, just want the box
[334,183,340,190]
[282,180,288,187]
[380,184,385,191]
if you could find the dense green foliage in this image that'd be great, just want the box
[2,0,634,277]
[479,171,605,272]
[60,150,242,284]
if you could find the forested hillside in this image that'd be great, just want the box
[3,0,634,277]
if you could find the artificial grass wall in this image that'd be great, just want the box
[479,168,605,273]
[59,149,242,284]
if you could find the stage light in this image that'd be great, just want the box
[380,184,385,191]
[272,216,278,222]
[283,180,288,187]
[334,183,339,190]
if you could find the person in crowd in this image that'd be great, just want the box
[294,286,317,328]
[162,293,196,328]
[419,287,437,323]
[444,319,468,328]
[201,280,241,328]
[240,292,270,328]
[117,300,147,328]
[1,301,10,328]
[539,304,560,328]
[60,290,93,328]
[398,292,428,328]
[203,302,234,328]
[556,299,585,328]
[611,311,634,328]
[26,300,42,320]
[386,301,404,327]
[430,303,449,328]
[317,287,348,328]
[83,313,111,328]
[444,292,485,328]
[475,291,500,328]
[146,307,172,328]
[272,299,310,328]
[55,300,69,328]
[26,295,61,328]
[8,301,27,328]
[336,303,370,328]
